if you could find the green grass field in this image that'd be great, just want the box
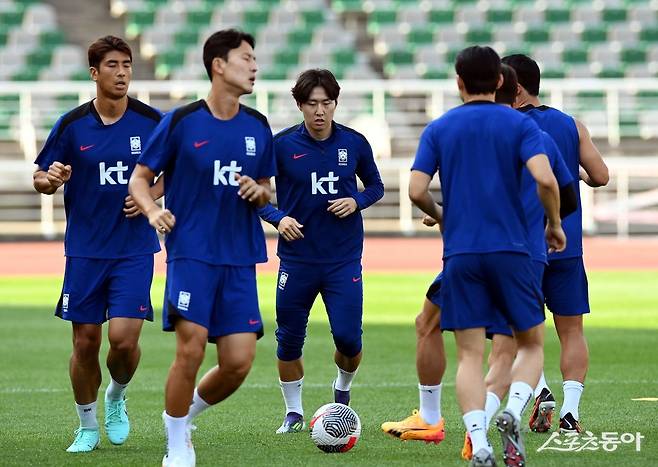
[1,271,657,466]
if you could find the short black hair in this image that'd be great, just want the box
[291,69,340,104]
[202,29,255,81]
[495,64,518,106]
[502,54,540,96]
[88,35,132,69]
[455,46,501,95]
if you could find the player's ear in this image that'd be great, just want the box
[516,83,523,97]
[212,57,225,76]
[456,75,464,92]
[296,101,303,112]
[496,73,503,90]
[89,67,98,82]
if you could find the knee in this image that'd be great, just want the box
[276,327,306,361]
[415,305,440,339]
[72,332,101,359]
[333,331,362,358]
[176,341,205,373]
[108,335,139,355]
[222,356,254,383]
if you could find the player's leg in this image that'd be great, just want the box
[544,257,589,433]
[382,273,446,442]
[57,257,108,453]
[270,262,318,433]
[321,260,364,407]
[485,333,516,428]
[104,254,154,444]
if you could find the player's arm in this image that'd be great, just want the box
[575,119,609,187]
[409,170,443,228]
[33,162,72,195]
[124,174,165,218]
[237,175,271,208]
[525,154,565,253]
[422,202,444,228]
[258,203,304,241]
[129,164,175,233]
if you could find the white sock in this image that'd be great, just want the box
[105,377,129,401]
[560,380,584,420]
[75,401,98,429]
[418,383,442,425]
[534,371,550,398]
[463,410,492,454]
[279,378,304,416]
[484,392,501,430]
[188,387,212,422]
[164,412,188,454]
[335,365,357,391]
[506,381,534,422]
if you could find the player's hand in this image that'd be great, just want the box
[422,215,438,227]
[327,197,357,218]
[147,207,175,234]
[545,222,566,253]
[278,216,304,242]
[123,195,141,218]
[46,162,72,188]
[236,174,267,204]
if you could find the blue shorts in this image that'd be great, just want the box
[485,261,546,338]
[543,256,590,316]
[275,259,363,361]
[56,255,154,324]
[426,272,443,307]
[163,259,263,341]
[441,253,545,333]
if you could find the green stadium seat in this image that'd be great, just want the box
[11,66,41,81]
[428,9,454,24]
[524,27,550,43]
[621,47,646,64]
[0,9,24,27]
[465,27,492,43]
[243,10,270,26]
[542,68,566,78]
[274,49,299,66]
[423,67,450,79]
[332,0,362,13]
[0,26,10,47]
[563,46,589,64]
[368,9,397,29]
[333,48,356,66]
[639,26,658,42]
[174,28,199,48]
[577,91,605,110]
[581,26,608,43]
[288,28,313,45]
[487,8,513,23]
[125,9,155,39]
[40,30,65,46]
[597,67,625,78]
[155,50,185,79]
[260,65,288,80]
[407,27,435,45]
[301,10,324,27]
[187,6,214,26]
[545,8,570,23]
[602,8,627,22]
[27,49,52,67]
[71,69,91,81]
[387,49,414,65]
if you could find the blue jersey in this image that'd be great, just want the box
[34,98,161,259]
[412,101,545,259]
[519,105,582,259]
[259,122,383,263]
[521,131,573,264]
[138,101,276,266]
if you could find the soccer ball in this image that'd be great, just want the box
[309,403,361,453]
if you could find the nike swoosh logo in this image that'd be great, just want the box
[139,305,148,312]
[292,153,308,159]
[248,319,260,325]
[352,277,361,282]
[194,140,209,149]
[80,144,95,151]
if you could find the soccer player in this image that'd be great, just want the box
[382,65,577,459]
[503,54,609,434]
[128,29,275,467]
[257,69,384,433]
[32,36,162,453]
[409,46,565,466]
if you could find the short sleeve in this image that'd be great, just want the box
[411,123,440,176]
[137,112,177,173]
[34,117,67,170]
[518,116,546,164]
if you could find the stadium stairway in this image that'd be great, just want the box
[45,0,153,79]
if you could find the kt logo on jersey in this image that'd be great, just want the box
[99,161,129,185]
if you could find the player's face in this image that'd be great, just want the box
[91,50,132,99]
[299,87,336,133]
[217,40,258,95]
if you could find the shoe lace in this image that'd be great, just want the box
[106,398,127,423]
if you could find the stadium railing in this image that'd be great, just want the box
[1,79,658,238]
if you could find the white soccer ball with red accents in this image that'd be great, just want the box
[309,403,361,453]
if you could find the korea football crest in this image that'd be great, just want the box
[245,136,256,156]
[278,271,289,290]
[130,136,142,155]
[338,148,348,166]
